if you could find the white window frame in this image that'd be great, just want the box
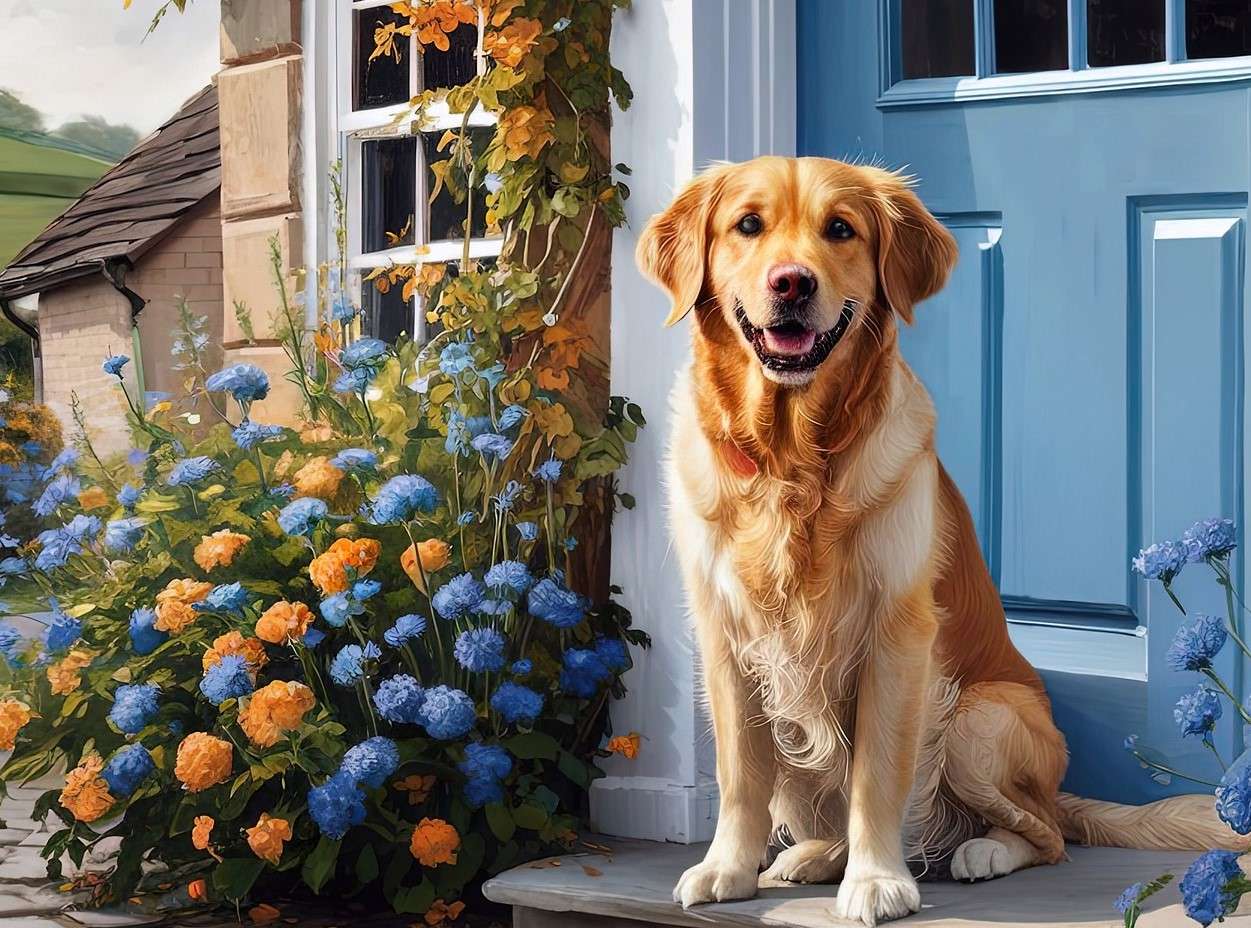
[329,0,504,341]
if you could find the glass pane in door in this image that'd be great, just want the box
[901,0,975,79]
[994,0,1069,72]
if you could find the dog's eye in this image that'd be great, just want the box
[736,213,763,236]
[826,217,855,240]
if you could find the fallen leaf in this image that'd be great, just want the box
[581,865,602,877]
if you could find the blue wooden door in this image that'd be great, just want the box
[797,1,1251,802]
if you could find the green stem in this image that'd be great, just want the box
[1204,737,1228,772]
[358,680,379,736]
[1163,580,1186,616]
[1127,749,1220,788]
[1202,668,1251,723]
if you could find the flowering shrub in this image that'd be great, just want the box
[0,385,65,556]
[1117,518,1251,925]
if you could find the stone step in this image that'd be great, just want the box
[483,837,1247,928]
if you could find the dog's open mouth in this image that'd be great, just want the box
[734,301,855,373]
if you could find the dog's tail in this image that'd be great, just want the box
[1056,792,1250,851]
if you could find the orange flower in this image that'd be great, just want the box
[76,486,109,510]
[309,537,381,594]
[174,732,233,792]
[401,539,451,591]
[410,818,460,867]
[193,530,250,571]
[191,815,214,850]
[607,732,641,760]
[249,904,281,925]
[299,423,334,443]
[155,578,213,633]
[246,813,292,865]
[157,577,214,605]
[188,878,208,902]
[483,17,542,68]
[202,631,268,674]
[60,755,115,823]
[292,456,344,500]
[239,681,315,747]
[424,899,465,926]
[255,601,314,645]
[47,649,92,695]
[497,105,555,162]
[0,699,32,750]
[393,774,436,805]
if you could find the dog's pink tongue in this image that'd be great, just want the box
[763,326,816,356]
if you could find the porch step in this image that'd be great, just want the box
[483,837,1245,927]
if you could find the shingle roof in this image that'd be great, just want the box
[0,84,220,300]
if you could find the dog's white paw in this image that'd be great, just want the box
[761,839,846,884]
[835,869,921,926]
[672,857,759,907]
[950,837,1013,882]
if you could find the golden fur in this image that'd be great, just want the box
[637,156,1244,926]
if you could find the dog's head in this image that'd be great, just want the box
[637,157,957,387]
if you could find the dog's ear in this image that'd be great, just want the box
[869,174,958,326]
[636,172,720,326]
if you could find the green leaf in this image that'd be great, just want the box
[506,731,560,760]
[355,844,379,883]
[392,877,435,914]
[485,802,515,842]
[558,750,592,788]
[213,858,265,901]
[512,802,548,830]
[301,836,341,893]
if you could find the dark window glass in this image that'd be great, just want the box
[901,0,975,79]
[1088,0,1165,66]
[994,0,1069,72]
[423,24,479,90]
[362,136,416,253]
[363,281,413,344]
[1187,0,1251,60]
[354,7,410,110]
[422,127,494,242]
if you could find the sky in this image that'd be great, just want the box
[0,0,221,135]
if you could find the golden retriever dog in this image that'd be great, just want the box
[637,156,1241,925]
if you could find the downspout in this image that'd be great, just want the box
[0,296,41,401]
[100,258,148,401]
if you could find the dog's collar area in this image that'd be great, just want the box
[718,437,759,478]
[734,300,856,373]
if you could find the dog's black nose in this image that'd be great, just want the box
[767,263,817,302]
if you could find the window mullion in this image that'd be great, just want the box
[1067,0,1087,71]
[974,0,996,77]
[1165,0,1186,62]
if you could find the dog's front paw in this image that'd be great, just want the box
[835,869,921,926]
[951,837,1013,882]
[672,857,759,907]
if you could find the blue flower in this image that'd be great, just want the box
[44,448,79,478]
[480,361,505,386]
[34,528,81,572]
[278,497,328,536]
[1174,685,1222,739]
[196,582,249,614]
[341,338,389,370]
[511,659,532,675]
[1114,882,1144,915]
[0,557,26,579]
[341,736,400,788]
[329,642,379,687]
[330,293,357,323]
[491,682,543,724]
[33,473,80,517]
[1183,518,1238,563]
[477,598,511,616]
[319,592,361,628]
[516,521,538,542]
[330,448,377,473]
[458,510,477,526]
[167,456,219,487]
[1179,850,1242,926]
[104,517,145,552]
[370,474,439,523]
[101,744,154,798]
[1167,614,1228,672]
[0,623,23,665]
[1217,751,1251,835]
[417,685,476,740]
[117,483,141,511]
[109,683,159,734]
[433,573,485,620]
[472,432,513,459]
[439,342,475,377]
[463,776,504,808]
[454,627,506,673]
[232,420,284,450]
[383,613,427,647]
[63,514,101,543]
[560,648,610,698]
[45,613,81,652]
[352,579,382,601]
[308,771,366,839]
[374,674,424,723]
[129,608,166,655]
[498,404,527,430]
[1132,539,1187,582]
[528,577,586,629]
[126,448,147,468]
[102,355,130,377]
[205,364,270,403]
[534,456,562,483]
[460,742,512,781]
[563,536,578,551]
[334,367,374,394]
[594,636,629,672]
[484,560,533,595]
[492,481,522,514]
[200,654,254,705]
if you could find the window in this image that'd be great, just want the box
[901,0,975,79]
[335,0,502,343]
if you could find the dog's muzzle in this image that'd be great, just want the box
[734,299,856,374]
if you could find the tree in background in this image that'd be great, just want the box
[52,115,140,160]
[0,89,44,133]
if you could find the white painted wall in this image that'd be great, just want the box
[592,0,795,844]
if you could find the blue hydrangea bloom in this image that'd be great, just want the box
[516,521,538,542]
[195,582,249,614]
[1182,518,1238,563]
[329,643,379,687]
[460,742,512,781]
[1132,539,1187,582]
[34,525,87,572]
[560,648,610,699]
[167,456,219,487]
[205,364,270,403]
[472,432,513,459]
[33,473,80,517]
[109,683,159,734]
[0,622,23,665]
[104,517,145,552]
[232,420,284,450]
[370,474,439,523]
[199,654,254,705]
[433,573,485,620]
[303,627,326,649]
[117,483,141,510]
[594,636,629,672]
[491,682,544,724]
[341,736,400,788]
[341,338,388,369]
[418,685,476,740]
[534,456,563,483]
[463,775,504,808]
[330,448,377,472]
[308,771,367,839]
[101,744,154,797]
[1217,751,1251,835]
[454,627,506,672]
[129,607,166,655]
[1179,850,1243,926]
[485,560,533,595]
[511,659,532,675]
[498,404,527,430]
[319,592,361,628]
[1167,614,1228,672]
[477,598,511,616]
[374,674,424,723]
[1174,685,1222,739]
[352,579,381,601]
[383,613,427,647]
[278,497,328,536]
[439,342,475,377]
[528,577,586,629]
[334,367,374,394]
[1114,882,1144,915]
[45,613,81,653]
[102,355,130,377]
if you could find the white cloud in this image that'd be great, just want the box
[0,0,221,134]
